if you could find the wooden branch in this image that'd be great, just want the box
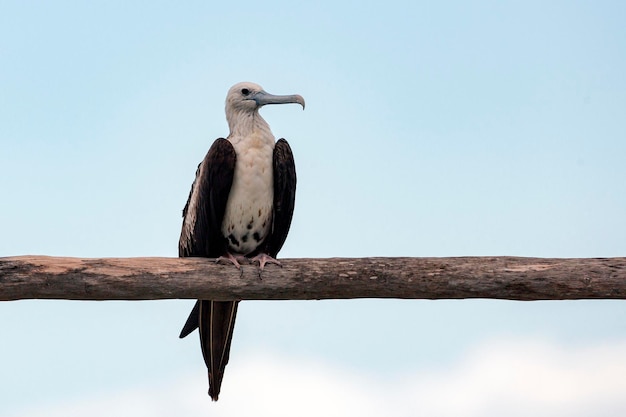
[1,256,625,301]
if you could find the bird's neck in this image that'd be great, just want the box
[227,110,273,141]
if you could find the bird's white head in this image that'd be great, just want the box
[225,82,305,136]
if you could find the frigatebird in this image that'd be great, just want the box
[178,82,304,400]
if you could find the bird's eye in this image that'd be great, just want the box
[241,88,250,96]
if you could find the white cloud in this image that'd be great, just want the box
[8,339,626,417]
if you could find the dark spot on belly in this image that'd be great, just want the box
[258,209,262,217]
[253,232,262,242]
[247,219,253,230]
[241,233,249,243]
[228,234,240,247]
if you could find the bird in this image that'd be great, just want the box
[178,82,304,401]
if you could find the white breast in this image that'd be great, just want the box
[222,131,275,255]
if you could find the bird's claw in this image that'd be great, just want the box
[251,253,282,271]
[215,253,244,269]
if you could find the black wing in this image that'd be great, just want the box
[178,138,236,259]
[261,138,297,258]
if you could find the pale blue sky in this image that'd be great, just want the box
[1,1,625,415]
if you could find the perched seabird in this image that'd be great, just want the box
[178,82,304,400]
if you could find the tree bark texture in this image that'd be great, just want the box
[1,256,625,301]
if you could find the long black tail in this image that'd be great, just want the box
[198,300,239,401]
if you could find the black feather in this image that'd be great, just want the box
[261,138,297,257]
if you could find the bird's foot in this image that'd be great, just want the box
[215,252,244,269]
[251,253,282,271]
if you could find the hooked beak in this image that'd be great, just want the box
[252,90,305,110]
